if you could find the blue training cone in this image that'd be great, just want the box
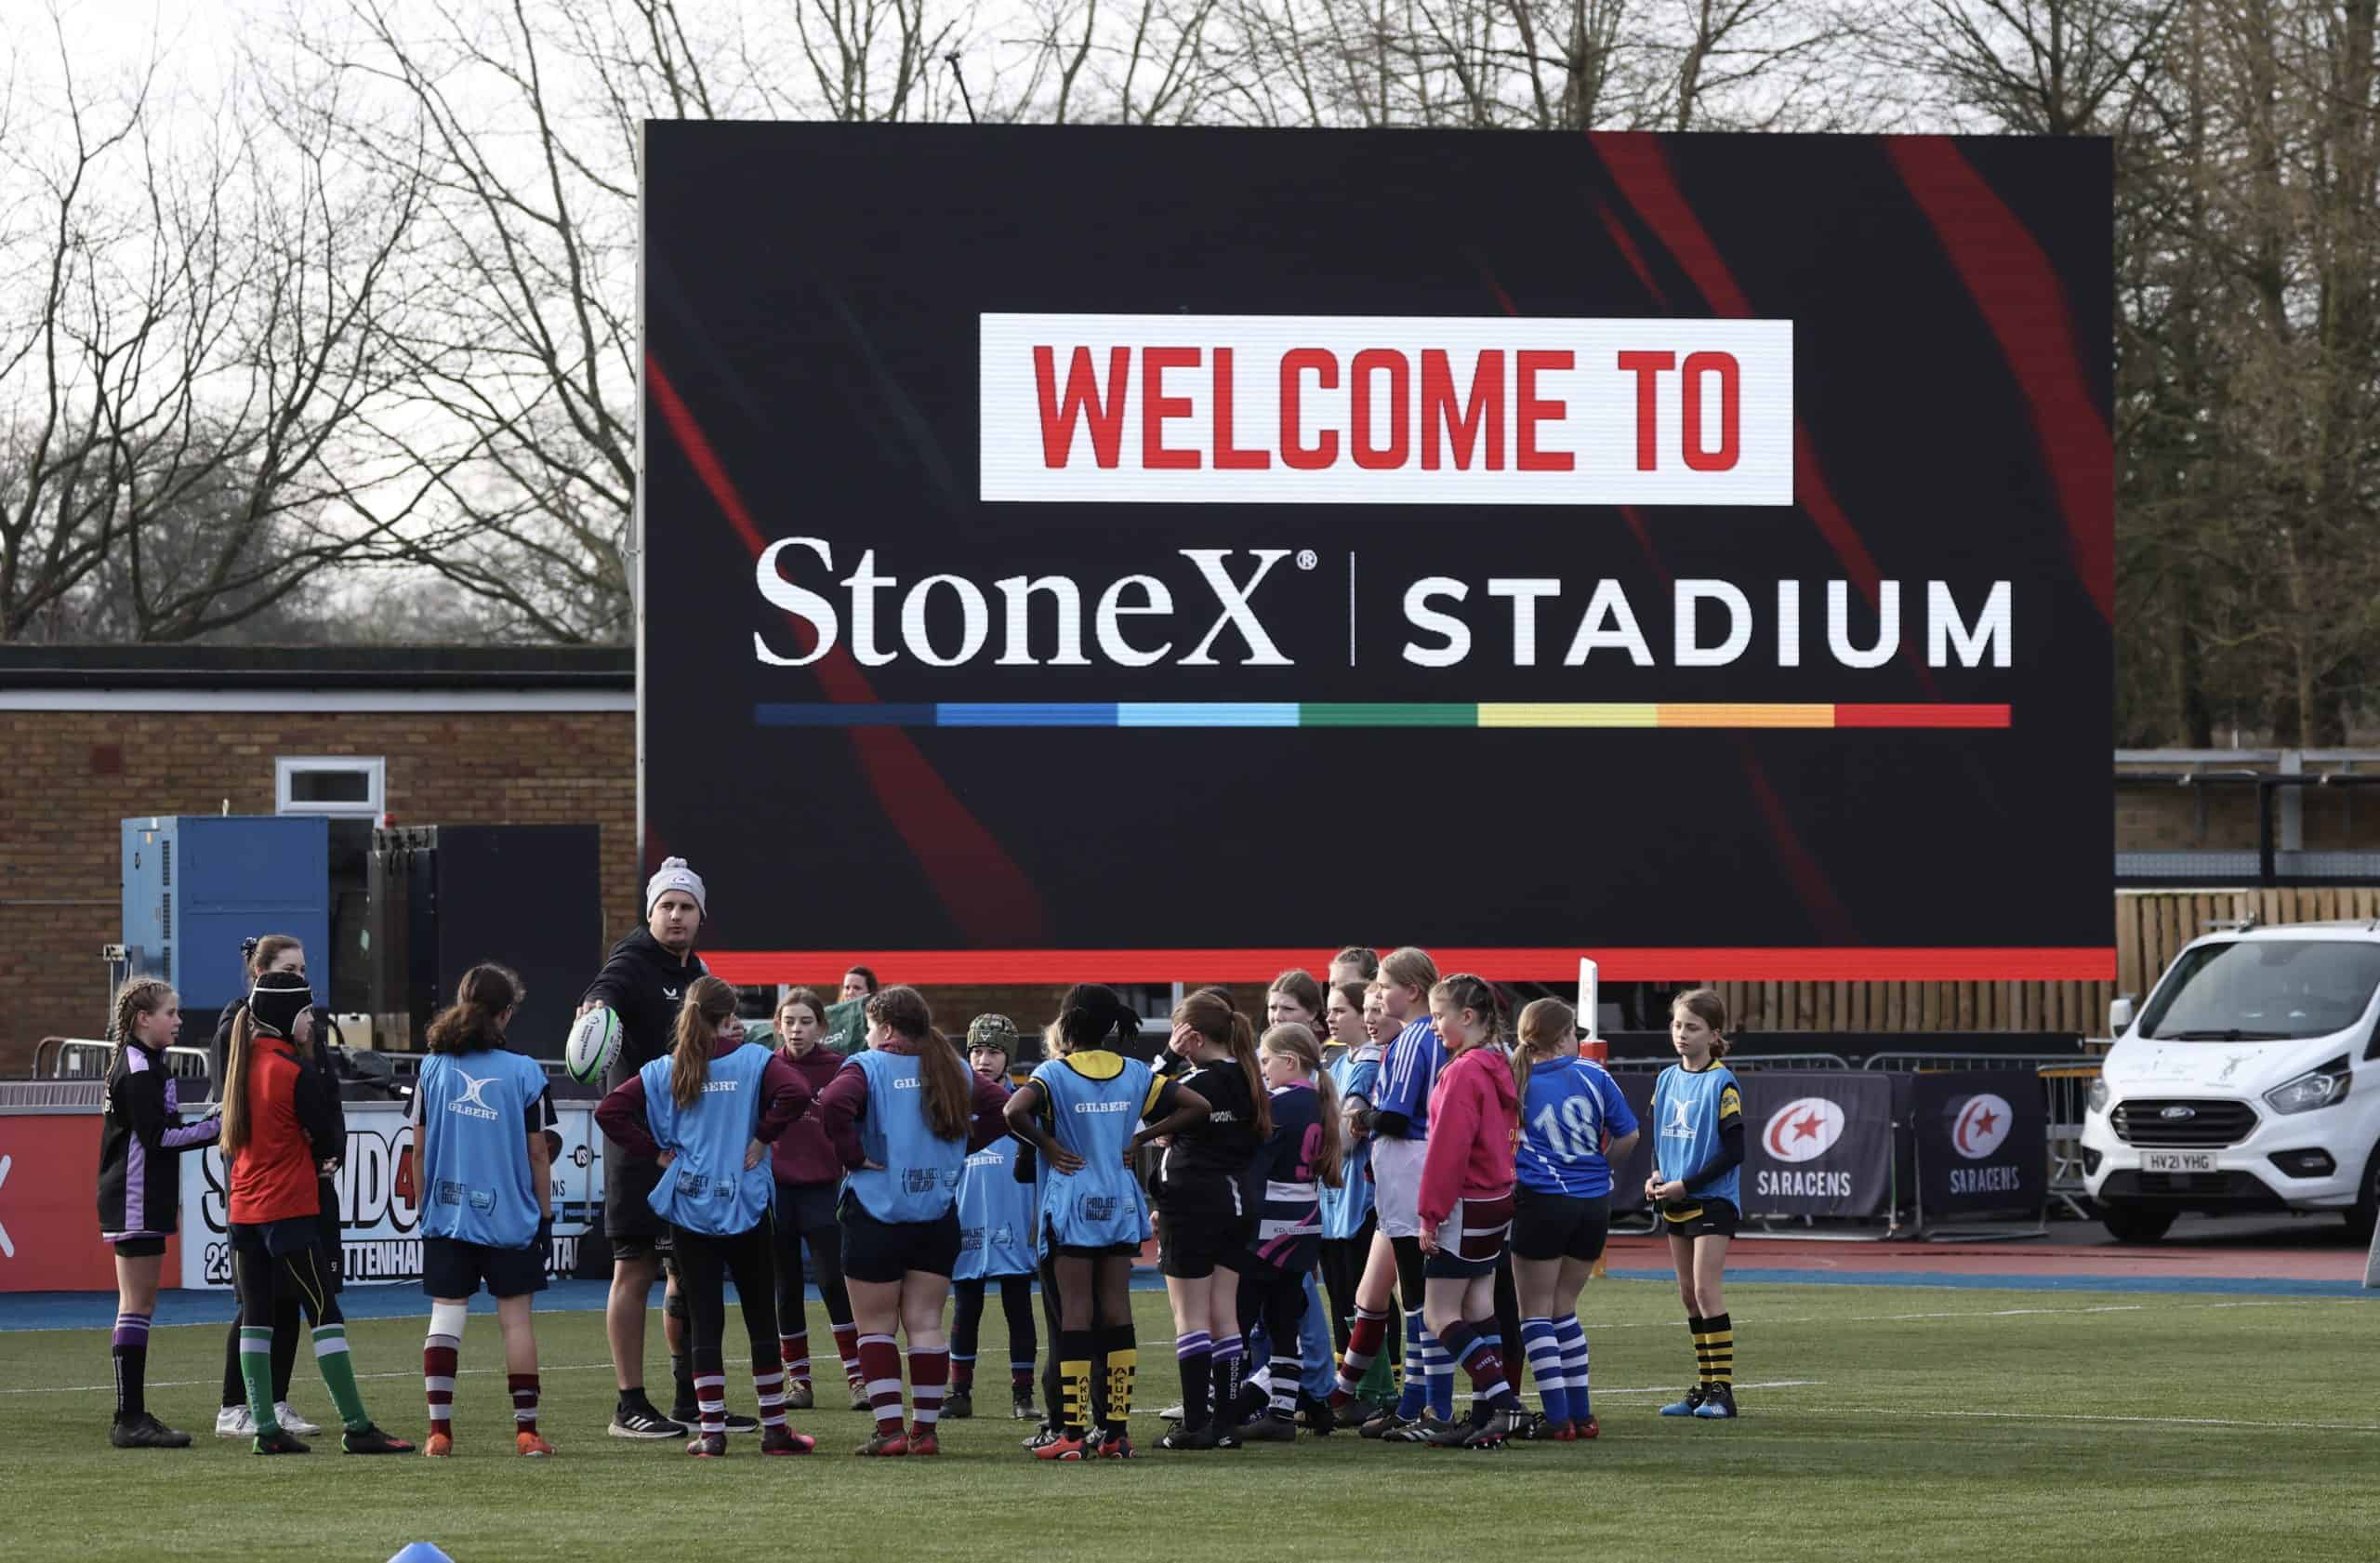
[389,1546,456,1563]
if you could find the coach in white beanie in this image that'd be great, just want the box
[645,856,707,920]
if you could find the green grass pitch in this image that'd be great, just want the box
[3,1280,2375,1561]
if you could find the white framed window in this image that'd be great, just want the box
[275,756,386,819]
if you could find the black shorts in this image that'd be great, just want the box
[422,1236,549,1299]
[1423,1191,1515,1279]
[1156,1201,1256,1279]
[1512,1188,1611,1263]
[1053,1240,1140,1260]
[840,1199,961,1285]
[110,1236,167,1258]
[1660,1197,1740,1239]
[605,1157,667,1243]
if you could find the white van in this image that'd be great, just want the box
[2082,920,2380,1242]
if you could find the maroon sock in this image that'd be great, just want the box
[857,1333,905,1435]
[424,1341,458,1430]
[509,1373,539,1435]
[833,1322,863,1382]
[1334,1306,1389,1402]
[910,1348,949,1427]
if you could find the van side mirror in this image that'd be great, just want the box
[2108,997,2135,1037]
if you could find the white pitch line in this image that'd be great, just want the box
[1594,1296,2362,1331]
[1592,1379,1821,1397]
[1809,1405,2380,1435]
[1,1358,654,1397]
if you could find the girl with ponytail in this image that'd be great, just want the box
[98,977,219,1446]
[1409,973,1527,1448]
[814,986,1018,1455]
[1229,1021,1345,1441]
[225,968,411,1454]
[1144,988,1267,1450]
[1005,985,1210,1460]
[1509,998,1639,1441]
[597,975,819,1457]
[212,935,330,1442]
[410,965,558,1457]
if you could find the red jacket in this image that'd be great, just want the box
[230,1036,341,1225]
[1417,1045,1518,1233]
[768,1044,850,1185]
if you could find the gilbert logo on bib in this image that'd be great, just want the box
[1761,1098,1845,1164]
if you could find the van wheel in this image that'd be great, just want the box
[2100,1201,2176,1243]
[2348,1148,2380,1243]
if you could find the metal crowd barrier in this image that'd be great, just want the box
[33,1036,210,1080]
[1604,1052,1853,1071]
[1859,1051,2103,1221]
[1860,1052,2093,1072]
[2038,1062,2104,1220]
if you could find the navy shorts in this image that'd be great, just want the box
[1423,1191,1515,1279]
[422,1236,549,1300]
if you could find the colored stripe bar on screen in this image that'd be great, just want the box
[750,703,2010,730]
[703,947,2117,986]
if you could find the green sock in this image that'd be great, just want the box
[311,1324,371,1432]
[240,1328,280,1434]
[1358,1340,1397,1403]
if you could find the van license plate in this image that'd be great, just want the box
[2143,1151,2216,1173]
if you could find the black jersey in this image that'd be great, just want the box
[98,1040,220,1240]
[1156,1059,1263,1208]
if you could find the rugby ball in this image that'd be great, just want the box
[565,1006,623,1084]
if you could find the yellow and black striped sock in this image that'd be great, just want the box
[1100,1323,1137,1433]
[1704,1312,1734,1388]
[1686,1314,1712,1385]
[1057,1329,1093,1437]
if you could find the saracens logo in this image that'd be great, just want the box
[1951,1093,2015,1160]
[1762,1098,1845,1164]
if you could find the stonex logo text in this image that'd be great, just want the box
[979,313,1792,505]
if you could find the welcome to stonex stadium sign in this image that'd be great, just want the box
[641,124,2112,984]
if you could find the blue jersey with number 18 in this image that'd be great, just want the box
[1516,1057,1638,1199]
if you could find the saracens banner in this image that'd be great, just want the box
[641,123,2115,984]
[177,1101,604,1290]
[1911,1069,2048,1218]
[1739,1071,1898,1220]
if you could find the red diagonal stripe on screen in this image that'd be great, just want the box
[646,355,1048,942]
[1884,138,2113,624]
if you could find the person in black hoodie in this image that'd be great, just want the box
[210,935,338,1441]
[581,857,720,1440]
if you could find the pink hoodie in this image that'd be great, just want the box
[1416,1045,1518,1232]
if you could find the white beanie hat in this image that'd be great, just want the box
[645,856,707,919]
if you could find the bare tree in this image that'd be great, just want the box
[0,18,429,642]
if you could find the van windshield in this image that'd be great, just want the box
[2137,940,2380,1041]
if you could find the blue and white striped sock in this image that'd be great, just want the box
[1522,1317,1567,1425]
[1395,1309,1428,1416]
[1422,1329,1454,1421]
[1553,1312,1590,1421]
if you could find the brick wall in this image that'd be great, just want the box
[0,709,637,1073]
